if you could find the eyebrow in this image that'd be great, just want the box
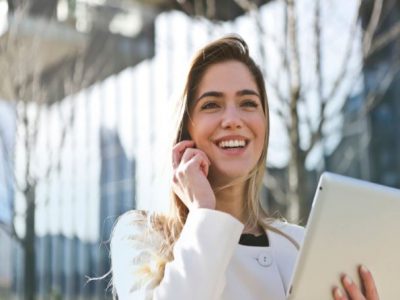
[237,89,260,98]
[196,89,260,102]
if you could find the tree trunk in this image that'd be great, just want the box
[286,0,307,223]
[287,145,308,223]
[24,184,36,300]
[297,156,308,224]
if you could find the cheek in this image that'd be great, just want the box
[252,118,267,153]
[189,116,216,142]
[251,115,267,137]
[187,131,209,155]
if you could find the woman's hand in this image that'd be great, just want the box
[172,140,216,210]
[332,265,379,300]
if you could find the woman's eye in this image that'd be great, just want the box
[201,102,219,110]
[242,100,259,108]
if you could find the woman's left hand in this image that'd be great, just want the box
[332,265,379,300]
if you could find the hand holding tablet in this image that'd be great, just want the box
[332,265,379,299]
[287,172,400,300]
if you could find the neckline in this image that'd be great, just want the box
[239,231,269,247]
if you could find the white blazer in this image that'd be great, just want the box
[111,209,305,300]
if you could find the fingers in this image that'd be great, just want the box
[182,152,209,176]
[175,150,209,180]
[331,275,363,300]
[172,140,195,168]
[359,265,379,300]
[171,143,214,210]
[332,267,379,300]
[340,275,365,300]
[180,147,210,165]
[172,141,211,191]
[199,157,210,177]
[172,140,211,173]
[332,286,348,300]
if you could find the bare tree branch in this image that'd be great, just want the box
[0,124,15,188]
[324,0,361,104]
[234,0,267,72]
[234,0,293,110]
[286,0,301,96]
[263,172,287,205]
[286,0,302,154]
[335,131,370,175]
[267,76,290,104]
[303,0,324,157]
[285,0,305,222]
[363,61,400,113]
[369,22,400,55]
[269,103,290,131]
[0,128,19,236]
[175,0,195,16]
[305,119,323,157]
[206,0,216,19]
[325,0,400,108]
[0,219,23,245]
[363,0,384,54]
[325,54,400,122]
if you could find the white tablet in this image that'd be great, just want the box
[287,172,400,300]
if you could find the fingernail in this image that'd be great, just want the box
[343,275,352,285]
[360,265,369,274]
[335,288,343,298]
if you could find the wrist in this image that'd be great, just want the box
[191,198,216,210]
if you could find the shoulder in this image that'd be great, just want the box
[271,220,305,239]
[110,210,150,262]
[267,219,305,249]
[111,210,168,294]
[111,210,167,248]
[112,210,149,240]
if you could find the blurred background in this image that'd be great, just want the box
[0,0,399,299]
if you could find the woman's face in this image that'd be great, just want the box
[187,60,267,183]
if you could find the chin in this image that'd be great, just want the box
[209,166,251,184]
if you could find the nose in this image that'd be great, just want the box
[221,105,243,129]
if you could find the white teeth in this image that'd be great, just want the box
[218,140,246,148]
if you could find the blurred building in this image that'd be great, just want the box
[364,0,400,187]
[327,0,400,189]
[2,0,148,298]
[0,231,12,297]
[30,128,136,299]
[0,101,15,297]
[96,127,136,295]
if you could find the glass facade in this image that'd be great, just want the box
[0,101,15,296]
[328,0,400,189]
[370,85,400,187]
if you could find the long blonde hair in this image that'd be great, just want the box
[112,35,297,291]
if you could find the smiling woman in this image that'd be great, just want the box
[187,60,266,186]
[109,35,380,300]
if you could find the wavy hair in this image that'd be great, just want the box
[171,34,271,229]
[111,35,299,292]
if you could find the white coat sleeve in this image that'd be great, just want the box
[111,208,244,300]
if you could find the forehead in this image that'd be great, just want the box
[196,60,258,96]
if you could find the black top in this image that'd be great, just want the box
[239,231,269,247]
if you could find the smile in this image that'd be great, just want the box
[218,139,246,149]
[212,136,250,156]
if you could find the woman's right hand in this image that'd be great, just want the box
[332,265,379,300]
[172,140,216,210]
